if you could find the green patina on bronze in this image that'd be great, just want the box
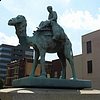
[8,6,77,80]
[8,6,92,89]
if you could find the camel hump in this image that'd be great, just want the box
[35,28,53,36]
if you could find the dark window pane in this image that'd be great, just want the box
[87,60,92,73]
[87,41,92,53]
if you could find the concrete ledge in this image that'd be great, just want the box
[0,88,100,100]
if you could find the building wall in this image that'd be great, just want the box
[0,44,13,80]
[52,59,62,78]
[25,62,32,76]
[82,30,100,89]
[25,59,40,76]
[0,44,33,81]
[11,45,33,61]
[5,59,26,86]
[66,30,100,89]
[66,54,83,79]
[74,54,83,79]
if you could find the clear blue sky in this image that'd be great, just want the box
[0,0,100,60]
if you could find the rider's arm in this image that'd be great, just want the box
[49,11,57,22]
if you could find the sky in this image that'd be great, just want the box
[0,0,100,60]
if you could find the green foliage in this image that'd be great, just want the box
[0,78,3,89]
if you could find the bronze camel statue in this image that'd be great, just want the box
[8,15,77,79]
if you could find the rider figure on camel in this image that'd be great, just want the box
[38,6,66,42]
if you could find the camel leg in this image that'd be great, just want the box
[64,41,77,79]
[57,51,67,79]
[30,50,40,77]
[67,57,77,80]
[40,50,46,78]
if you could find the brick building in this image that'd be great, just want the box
[5,58,33,86]
[5,59,62,86]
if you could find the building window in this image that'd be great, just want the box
[86,41,92,53]
[87,60,92,74]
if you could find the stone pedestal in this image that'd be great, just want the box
[0,88,100,100]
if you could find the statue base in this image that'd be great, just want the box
[12,76,91,89]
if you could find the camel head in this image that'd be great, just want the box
[8,15,27,27]
[8,15,29,49]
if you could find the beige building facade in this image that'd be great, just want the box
[66,30,100,89]
[82,30,100,89]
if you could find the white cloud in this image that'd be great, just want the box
[59,9,100,55]
[59,10,100,31]
[0,32,18,46]
[2,0,71,34]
